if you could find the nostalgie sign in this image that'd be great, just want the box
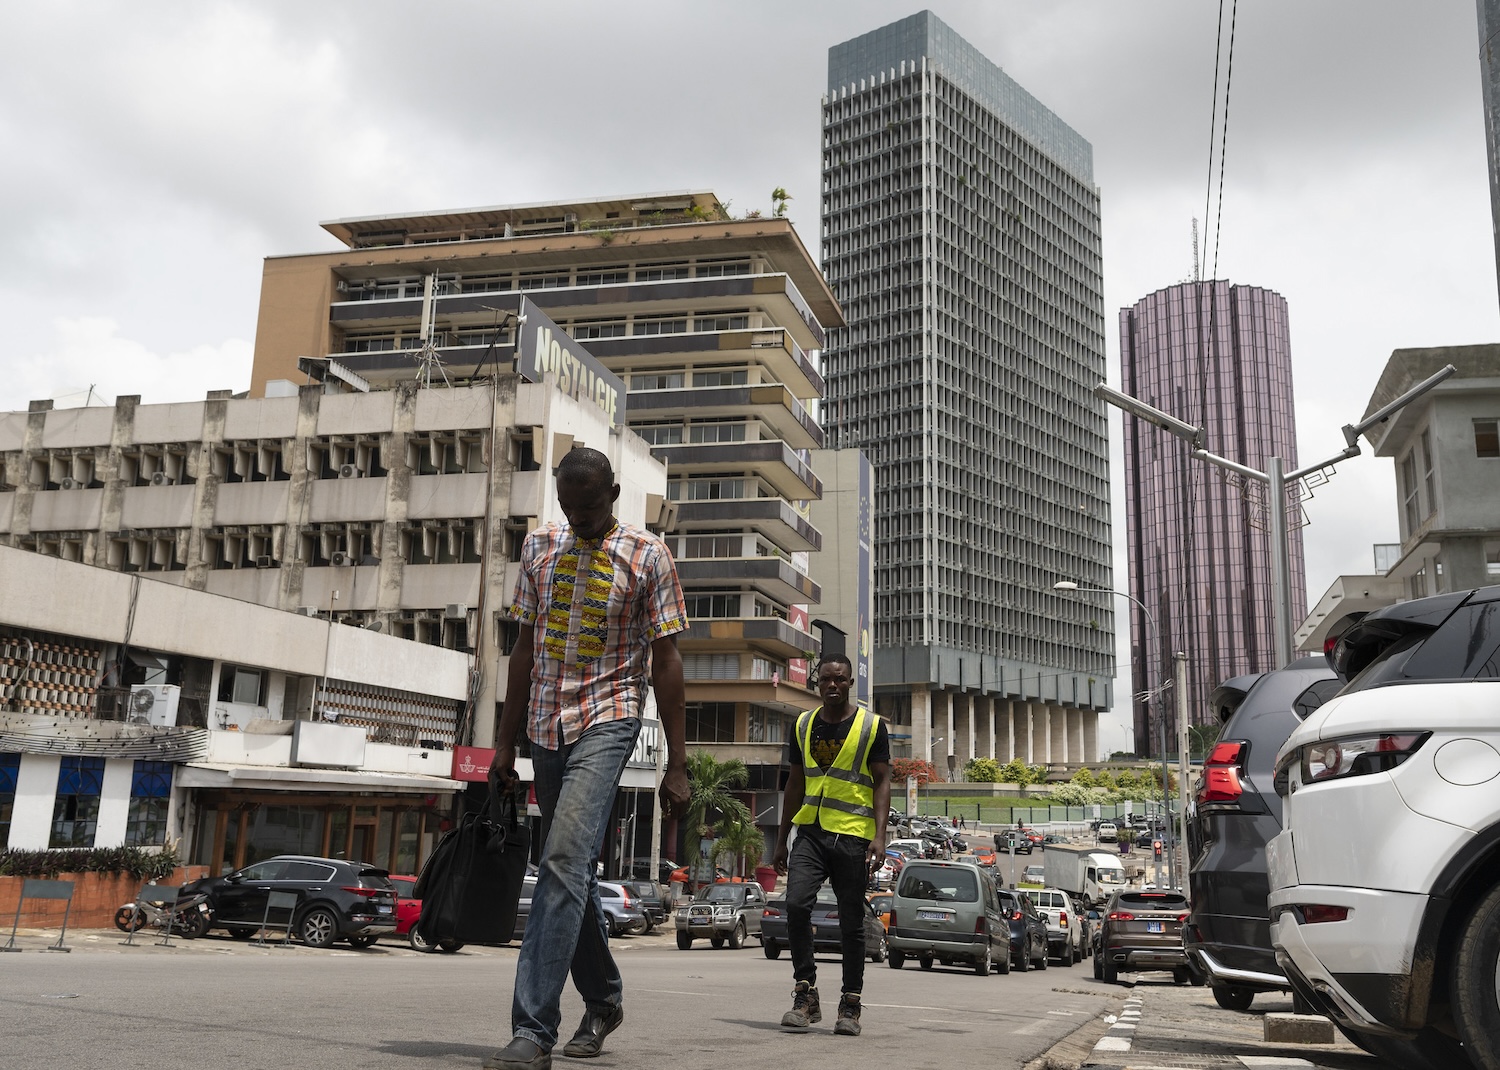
[515,297,627,430]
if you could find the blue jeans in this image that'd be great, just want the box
[512,717,641,1051]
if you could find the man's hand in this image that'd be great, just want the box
[772,836,790,877]
[865,832,886,871]
[659,760,690,817]
[488,742,519,794]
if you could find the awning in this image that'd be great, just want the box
[179,762,463,795]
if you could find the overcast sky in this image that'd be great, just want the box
[3,1,1496,755]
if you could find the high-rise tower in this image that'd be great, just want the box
[1119,281,1307,755]
[822,11,1114,771]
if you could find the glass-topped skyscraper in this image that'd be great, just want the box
[1119,281,1307,755]
[821,11,1114,771]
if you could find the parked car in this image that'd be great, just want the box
[389,874,462,953]
[1096,822,1119,843]
[598,881,647,936]
[761,884,887,962]
[1027,886,1082,965]
[1183,656,1340,1012]
[182,855,397,949]
[1269,587,1500,1070]
[628,858,678,886]
[868,890,892,932]
[668,863,736,888]
[674,881,766,950]
[1071,894,1095,960]
[886,859,1009,976]
[996,887,1049,972]
[1021,863,1047,885]
[623,879,666,932]
[1094,889,1192,984]
[970,846,998,869]
[1023,827,1044,847]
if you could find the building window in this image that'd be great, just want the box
[1486,544,1500,578]
[50,756,105,848]
[125,761,172,846]
[1477,419,1500,459]
[218,666,265,706]
[686,702,736,743]
[1401,451,1421,534]
[0,752,19,848]
[1420,429,1436,518]
[746,704,787,745]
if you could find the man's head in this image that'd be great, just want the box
[555,447,619,540]
[816,654,854,709]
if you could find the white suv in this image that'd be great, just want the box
[1268,586,1500,1070]
[1027,886,1082,966]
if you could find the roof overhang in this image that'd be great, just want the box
[178,762,464,795]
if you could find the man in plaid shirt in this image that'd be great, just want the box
[488,447,688,1070]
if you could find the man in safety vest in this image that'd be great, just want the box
[773,654,891,1036]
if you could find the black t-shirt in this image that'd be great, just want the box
[787,708,890,771]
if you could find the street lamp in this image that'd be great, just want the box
[923,736,944,818]
[1054,580,1176,890]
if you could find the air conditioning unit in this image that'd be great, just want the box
[297,606,320,617]
[335,279,350,293]
[59,477,77,490]
[338,463,360,479]
[254,555,274,569]
[444,603,469,620]
[129,684,182,728]
[330,551,351,567]
[151,471,171,486]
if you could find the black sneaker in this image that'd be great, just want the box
[834,993,862,1036]
[780,981,822,1030]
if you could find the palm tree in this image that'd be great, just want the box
[683,751,752,886]
[713,817,766,879]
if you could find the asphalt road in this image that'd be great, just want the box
[0,925,1118,1070]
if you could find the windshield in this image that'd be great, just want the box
[898,866,979,903]
[696,884,743,903]
[1097,869,1124,884]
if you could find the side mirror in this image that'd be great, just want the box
[226,872,244,884]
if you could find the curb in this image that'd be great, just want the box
[1024,984,1133,1070]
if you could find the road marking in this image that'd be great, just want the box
[1238,1059,1315,1068]
[1012,1018,1054,1035]
[1093,1036,1132,1051]
[635,988,712,997]
[1047,1009,1078,1016]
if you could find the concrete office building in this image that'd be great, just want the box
[821,12,1113,771]
[248,194,843,824]
[1119,281,1307,754]
[1297,345,1500,650]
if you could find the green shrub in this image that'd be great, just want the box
[0,845,181,881]
[963,757,1000,783]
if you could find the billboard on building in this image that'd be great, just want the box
[515,297,627,430]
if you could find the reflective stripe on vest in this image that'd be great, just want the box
[793,705,878,838]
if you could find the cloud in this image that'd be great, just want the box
[1,317,252,412]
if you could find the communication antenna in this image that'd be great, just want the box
[1191,217,1201,283]
[413,273,450,388]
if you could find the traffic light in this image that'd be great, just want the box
[1153,839,1163,857]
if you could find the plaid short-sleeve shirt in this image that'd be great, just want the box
[509,518,687,749]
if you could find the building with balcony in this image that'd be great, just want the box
[0,379,669,870]
[247,193,844,831]
[821,12,1113,770]
[1297,345,1500,651]
[1119,281,1307,755]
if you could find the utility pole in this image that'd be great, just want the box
[1175,651,1191,890]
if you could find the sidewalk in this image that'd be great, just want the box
[1036,977,1379,1070]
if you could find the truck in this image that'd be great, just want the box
[1043,844,1128,908]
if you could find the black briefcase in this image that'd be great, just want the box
[414,782,530,946]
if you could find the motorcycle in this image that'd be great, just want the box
[114,891,212,939]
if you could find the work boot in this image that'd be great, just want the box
[834,992,863,1036]
[780,981,821,1030]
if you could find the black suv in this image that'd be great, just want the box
[1184,655,1342,1011]
[183,855,398,948]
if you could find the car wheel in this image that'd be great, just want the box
[1073,941,1083,964]
[1102,958,1118,984]
[1453,880,1500,1068]
[994,944,1011,974]
[347,934,379,949]
[114,906,147,933]
[1059,943,1073,968]
[228,926,257,940]
[438,940,464,953]
[763,940,782,960]
[870,933,887,963]
[709,935,725,949]
[298,906,339,949]
[919,954,934,971]
[1212,985,1255,1011]
[626,917,648,937]
[728,920,745,950]
[1016,944,1030,972]
[676,930,692,950]
[1092,950,1102,980]
[974,944,991,977]
[1172,967,1191,986]
[888,948,905,969]
[409,927,437,952]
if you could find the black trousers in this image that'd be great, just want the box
[784,823,870,995]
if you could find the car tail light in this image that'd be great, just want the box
[1198,741,1247,805]
[1299,904,1350,923]
[827,911,839,920]
[1176,913,1189,923]
[974,916,987,935]
[1300,733,1429,784]
[1011,910,1023,921]
[763,907,781,919]
[342,887,381,897]
[1108,911,1134,922]
[1059,911,1069,928]
[620,890,633,907]
[889,909,897,928]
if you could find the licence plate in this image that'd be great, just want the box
[917,909,949,922]
[1147,921,1164,933]
[378,905,392,914]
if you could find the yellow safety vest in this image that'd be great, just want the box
[792,705,879,839]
